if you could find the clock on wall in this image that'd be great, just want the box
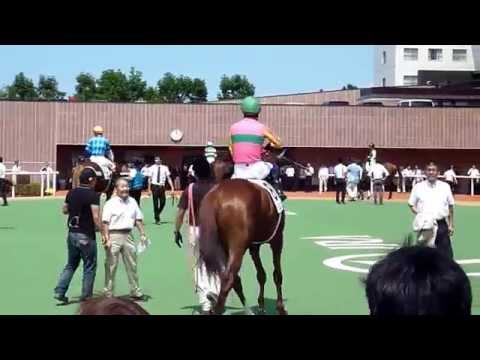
[170,129,184,143]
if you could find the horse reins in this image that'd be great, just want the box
[252,209,284,245]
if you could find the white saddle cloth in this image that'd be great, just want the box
[248,179,284,214]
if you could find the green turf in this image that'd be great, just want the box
[0,197,478,315]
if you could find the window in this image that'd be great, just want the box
[382,77,386,87]
[428,48,443,61]
[403,48,418,61]
[403,75,418,86]
[453,49,467,62]
[382,51,386,64]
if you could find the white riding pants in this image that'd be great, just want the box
[232,161,273,180]
[90,156,114,180]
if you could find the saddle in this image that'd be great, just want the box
[248,179,284,214]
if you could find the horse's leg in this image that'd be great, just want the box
[232,275,254,315]
[271,236,287,315]
[213,253,241,315]
[249,245,267,314]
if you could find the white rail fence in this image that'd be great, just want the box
[5,171,59,199]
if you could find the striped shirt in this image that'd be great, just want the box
[85,136,111,157]
[149,164,170,186]
[230,118,266,164]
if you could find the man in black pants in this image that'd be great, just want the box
[148,156,174,224]
[408,162,455,259]
[334,158,347,204]
[0,156,8,206]
[53,168,101,304]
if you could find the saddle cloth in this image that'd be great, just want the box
[248,179,284,214]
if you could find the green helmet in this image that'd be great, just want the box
[240,96,261,115]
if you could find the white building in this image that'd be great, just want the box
[374,45,480,87]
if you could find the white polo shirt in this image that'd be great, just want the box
[334,164,347,179]
[0,163,5,179]
[468,168,479,178]
[285,167,295,177]
[102,196,144,231]
[149,164,170,186]
[444,169,456,182]
[368,163,389,180]
[408,180,454,220]
[318,167,329,178]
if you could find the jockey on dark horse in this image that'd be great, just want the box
[85,125,115,180]
[229,96,287,201]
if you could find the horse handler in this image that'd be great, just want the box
[102,178,148,300]
[174,158,220,314]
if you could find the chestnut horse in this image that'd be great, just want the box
[199,157,287,315]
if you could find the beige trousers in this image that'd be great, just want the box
[104,232,142,297]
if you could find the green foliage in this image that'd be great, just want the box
[217,74,255,100]
[37,75,66,100]
[157,72,207,103]
[127,67,147,102]
[16,183,41,196]
[7,73,38,100]
[75,73,97,101]
[96,69,129,102]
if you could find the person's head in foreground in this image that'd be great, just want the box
[78,297,149,315]
[79,168,97,189]
[241,96,261,118]
[365,246,471,316]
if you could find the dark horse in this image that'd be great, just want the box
[199,157,287,315]
[72,161,120,198]
[362,160,401,200]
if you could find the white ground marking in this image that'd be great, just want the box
[285,211,297,216]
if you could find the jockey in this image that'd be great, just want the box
[204,141,217,164]
[367,143,377,167]
[229,96,286,201]
[85,126,115,179]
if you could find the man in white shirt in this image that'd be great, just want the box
[0,156,7,206]
[368,161,389,205]
[285,166,295,191]
[40,162,54,193]
[443,165,457,194]
[11,160,21,187]
[401,165,412,192]
[102,178,148,299]
[412,165,424,186]
[408,162,455,259]
[346,160,363,201]
[318,165,329,193]
[334,158,348,204]
[468,164,480,195]
[305,163,314,192]
[148,156,175,224]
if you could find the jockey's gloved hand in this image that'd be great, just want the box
[174,231,183,248]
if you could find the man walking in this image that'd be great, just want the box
[174,158,220,314]
[443,165,457,194]
[401,165,413,192]
[148,156,174,224]
[368,160,389,205]
[334,158,347,204]
[127,162,144,206]
[102,178,148,300]
[318,164,329,193]
[54,168,101,304]
[408,162,455,259]
[346,159,363,201]
[0,157,8,206]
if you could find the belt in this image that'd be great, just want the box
[152,184,165,187]
[109,229,131,234]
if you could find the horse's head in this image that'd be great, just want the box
[212,157,233,183]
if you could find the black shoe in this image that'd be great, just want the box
[54,293,69,304]
[2,203,7,206]
[154,220,160,225]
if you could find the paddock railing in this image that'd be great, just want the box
[5,171,59,198]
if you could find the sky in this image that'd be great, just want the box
[0,46,373,100]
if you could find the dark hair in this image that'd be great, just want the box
[0,157,3,162]
[338,158,343,164]
[193,157,211,179]
[426,162,438,170]
[79,168,97,185]
[365,246,471,316]
[78,297,149,315]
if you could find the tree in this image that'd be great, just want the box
[75,73,97,101]
[157,73,207,103]
[37,75,66,100]
[144,86,159,102]
[127,67,147,102]
[217,74,255,100]
[342,84,358,90]
[96,69,129,102]
[7,72,38,100]
[0,86,8,99]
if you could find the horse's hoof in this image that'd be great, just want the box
[278,308,288,315]
[244,307,255,316]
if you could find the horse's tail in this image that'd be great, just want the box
[198,193,225,275]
